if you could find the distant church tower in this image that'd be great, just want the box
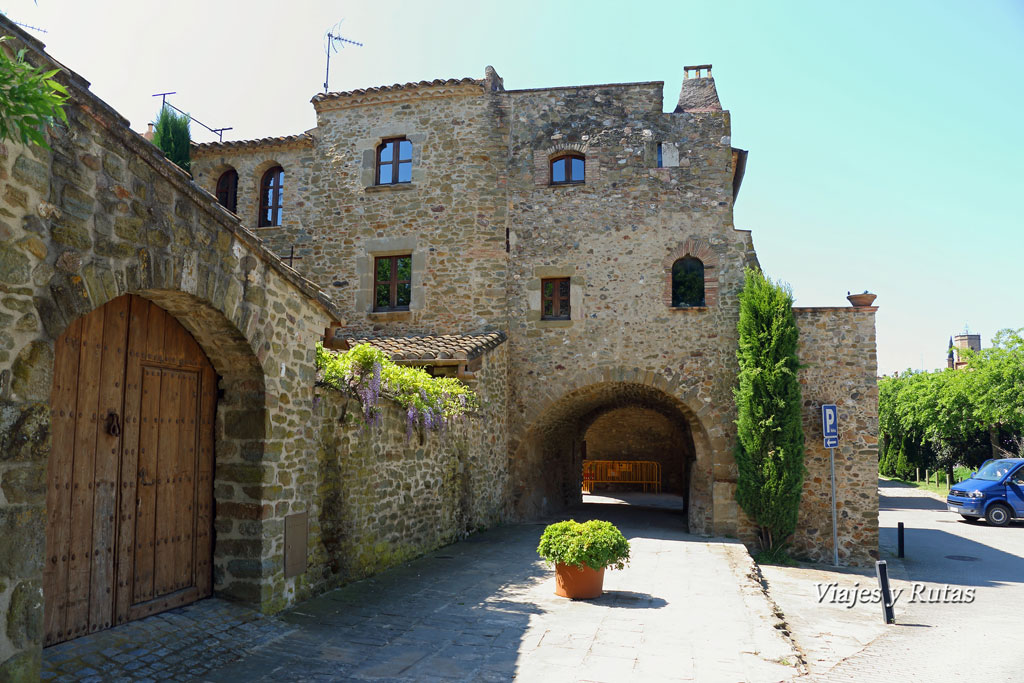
[948,332,981,370]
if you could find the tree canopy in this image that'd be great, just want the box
[878,328,1024,478]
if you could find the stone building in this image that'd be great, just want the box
[1,17,878,677]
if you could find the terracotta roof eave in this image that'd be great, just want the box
[337,332,508,364]
[312,77,483,105]
[192,133,314,154]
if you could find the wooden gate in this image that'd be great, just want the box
[44,294,216,646]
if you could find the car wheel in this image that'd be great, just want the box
[985,503,1012,527]
[960,514,979,522]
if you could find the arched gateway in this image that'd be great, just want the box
[512,379,718,534]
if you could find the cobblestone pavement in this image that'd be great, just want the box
[797,481,1024,682]
[41,598,296,681]
[43,501,800,682]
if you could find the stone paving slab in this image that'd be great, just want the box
[43,503,801,682]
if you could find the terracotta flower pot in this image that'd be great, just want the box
[847,292,877,307]
[554,563,605,599]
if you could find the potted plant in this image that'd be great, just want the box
[536,520,631,599]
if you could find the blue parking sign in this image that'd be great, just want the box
[822,404,838,449]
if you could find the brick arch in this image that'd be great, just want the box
[662,238,720,307]
[513,368,717,533]
[532,141,601,186]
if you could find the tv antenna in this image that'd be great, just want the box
[152,92,232,141]
[11,20,47,34]
[323,20,363,93]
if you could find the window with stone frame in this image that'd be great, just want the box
[374,255,412,311]
[550,153,585,185]
[376,137,413,185]
[216,168,238,213]
[541,277,571,320]
[672,257,705,307]
[258,166,284,227]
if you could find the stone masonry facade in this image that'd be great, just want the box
[1,16,879,677]
[191,62,879,568]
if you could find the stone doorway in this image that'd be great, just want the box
[44,295,216,646]
[513,380,713,533]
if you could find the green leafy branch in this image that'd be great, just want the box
[0,36,68,148]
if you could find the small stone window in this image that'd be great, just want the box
[551,153,585,185]
[374,255,412,311]
[376,138,413,185]
[656,143,663,168]
[672,257,705,307]
[258,166,284,227]
[216,168,238,213]
[541,278,571,320]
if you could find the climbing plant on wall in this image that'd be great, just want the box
[316,342,478,435]
[0,36,68,148]
[733,267,805,557]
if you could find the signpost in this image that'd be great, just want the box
[822,404,839,566]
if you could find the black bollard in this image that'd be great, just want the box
[875,560,896,624]
[897,522,904,558]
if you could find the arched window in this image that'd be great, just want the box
[376,138,412,185]
[258,166,284,227]
[215,168,238,213]
[551,153,584,185]
[672,257,705,307]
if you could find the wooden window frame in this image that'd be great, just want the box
[541,277,571,320]
[376,137,413,186]
[373,254,412,311]
[258,166,284,227]
[550,153,585,186]
[671,256,706,307]
[216,169,238,213]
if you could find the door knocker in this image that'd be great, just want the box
[106,411,121,437]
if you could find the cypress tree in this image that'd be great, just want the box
[152,105,191,172]
[734,267,805,554]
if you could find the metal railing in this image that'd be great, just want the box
[582,460,662,494]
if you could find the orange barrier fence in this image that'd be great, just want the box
[581,460,662,494]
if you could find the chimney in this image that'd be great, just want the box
[675,64,722,113]
[144,123,155,141]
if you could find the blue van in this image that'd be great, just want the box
[947,458,1024,526]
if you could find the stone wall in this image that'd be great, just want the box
[583,406,694,495]
[790,307,880,566]
[0,22,339,677]
[191,136,315,263]
[303,342,510,599]
[501,81,757,535]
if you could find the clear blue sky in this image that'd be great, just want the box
[3,0,1021,376]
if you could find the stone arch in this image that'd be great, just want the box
[39,287,269,605]
[512,368,718,533]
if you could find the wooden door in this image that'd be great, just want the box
[44,295,215,646]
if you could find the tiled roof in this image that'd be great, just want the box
[338,331,506,363]
[192,133,313,154]
[312,78,482,106]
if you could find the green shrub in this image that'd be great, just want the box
[536,520,631,571]
[733,267,805,553]
[152,105,191,172]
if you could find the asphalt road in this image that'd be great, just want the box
[814,480,1024,681]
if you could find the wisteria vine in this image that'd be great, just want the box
[315,342,478,433]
